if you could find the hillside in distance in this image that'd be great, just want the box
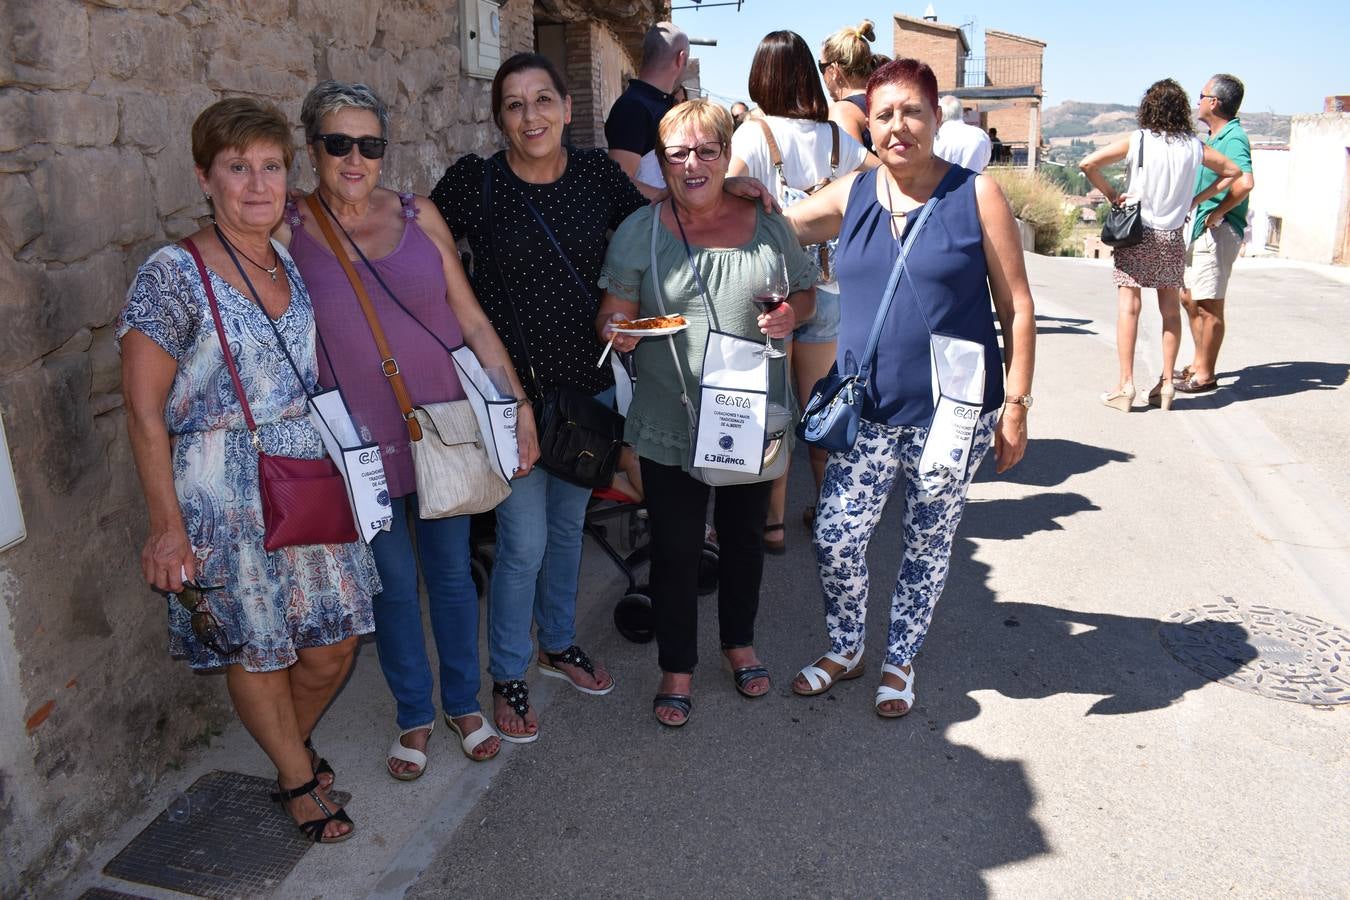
[1043,100,1291,144]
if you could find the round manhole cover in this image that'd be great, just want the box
[1158,602,1350,705]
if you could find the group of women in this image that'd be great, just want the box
[119,21,1035,843]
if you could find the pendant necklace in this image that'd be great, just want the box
[216,230,279,282]
[882,170,912,241]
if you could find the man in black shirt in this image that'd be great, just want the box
[605,22,689,194]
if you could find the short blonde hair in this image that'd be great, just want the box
[192,97,293,171]
[656,99,734,156]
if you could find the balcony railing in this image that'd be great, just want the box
[985,141,1032,168]
[959,55,1042,89]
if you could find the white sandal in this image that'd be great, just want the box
[386,722,433,781]
[792,649,865,696]
[874,663,915,718]
[444,712,500,762]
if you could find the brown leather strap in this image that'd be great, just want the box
[303,193,422,441]
[828,120,840,170]
[756,118,784,171]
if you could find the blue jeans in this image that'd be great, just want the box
[488,466,592,681]
[370,494,481,727]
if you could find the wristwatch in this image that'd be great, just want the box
[1004,394,1033,409]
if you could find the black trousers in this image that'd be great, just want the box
[640,458,772,674]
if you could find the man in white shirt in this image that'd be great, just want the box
[934,95,991,173]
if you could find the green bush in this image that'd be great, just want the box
[986,168,1073,254]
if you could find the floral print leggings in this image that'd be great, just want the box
[813,412,998,668]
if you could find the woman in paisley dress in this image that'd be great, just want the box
[119,98,379,842]
[783,60,1035,717]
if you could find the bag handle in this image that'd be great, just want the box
[180,237,261,447]
[759,119,840,194]
[303,193,423,441]
[853,165,959,388]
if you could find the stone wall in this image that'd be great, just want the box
[0,0,533,892]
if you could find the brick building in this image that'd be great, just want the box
[892,9,1045,169]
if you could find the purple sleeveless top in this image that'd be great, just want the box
[287,193,465,499]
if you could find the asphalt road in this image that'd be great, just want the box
[69,254,1350,899]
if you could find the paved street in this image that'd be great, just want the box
[69,254,1350,899]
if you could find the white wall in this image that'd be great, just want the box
[1281,114,1350,264]
[1245,147,1290,255]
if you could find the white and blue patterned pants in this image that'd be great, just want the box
[812,412,997,668]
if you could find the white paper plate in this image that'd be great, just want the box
[611,323,689,337]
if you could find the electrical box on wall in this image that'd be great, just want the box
[0,410,26,552]
[460,0,503,80]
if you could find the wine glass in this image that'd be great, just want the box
[750,249,788,359]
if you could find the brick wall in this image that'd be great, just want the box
[892,17,964,92]
[0,1,535,892]
[983,29,1044,92]
[557,20,634,148]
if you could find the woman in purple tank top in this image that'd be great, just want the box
[277,81,539,777]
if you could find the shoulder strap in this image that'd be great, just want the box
[855,165,961,386]
[828,120,840,171]
[756,119,784,171]
[180,238,260,445]
[303,193,422,441]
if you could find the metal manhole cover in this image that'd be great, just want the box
[103,770,349,898]
[1159,601,1350,705]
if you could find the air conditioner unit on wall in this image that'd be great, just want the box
[461,0,503,80]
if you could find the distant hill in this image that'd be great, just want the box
[1043,101,1291,144]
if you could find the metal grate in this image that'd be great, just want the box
[103,770,349,898]
[78,890,152,900]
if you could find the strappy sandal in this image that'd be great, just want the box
[874,663,915,718]
[537,644,615,695]
[305,737,335,788]
[386,722,433,781]
[270,776,354,844]
[731,665,771,698]
[652,693,693,727]
[792,649,865,696]
[493,680,539,744]
[763,523,786,555]
[444,712,500,762]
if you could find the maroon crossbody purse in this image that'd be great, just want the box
[182,237,357,551]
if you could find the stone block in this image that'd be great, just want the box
[396,47,445,100]
[0,173,42,252]
[7,3,92,89]
[0,91,119,151]
[202,0,288,24]
[117,92,170,152]
[0,256,43,375]
[146,149,206,218]
[2,350,96,498]
[323,46,400,112]
[376,1,454,52]
[30,149,159,263]
[0,251,126,373]
[198,18,313,87]
[86,0,191,11]
[205,56,309,99]
[298,0,381,47]
[89,8,193,83]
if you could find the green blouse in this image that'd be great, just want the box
[598,203,816,468]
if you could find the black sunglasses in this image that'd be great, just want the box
[314,133,388,159]
[818,59,834,74]
[172,581,244,657]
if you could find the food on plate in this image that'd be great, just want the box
[620,314,686,330]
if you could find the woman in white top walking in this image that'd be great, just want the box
[728,30,873,553]
[1080,79,1239,410]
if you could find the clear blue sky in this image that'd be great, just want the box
[673,0,1346,115]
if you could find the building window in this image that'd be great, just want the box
[1266,215,1282,250]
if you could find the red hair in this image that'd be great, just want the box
[865,58,939,116]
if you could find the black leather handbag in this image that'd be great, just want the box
[1100,131,1146,248]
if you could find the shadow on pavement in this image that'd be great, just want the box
[407,448,1252,898]
[1033,313,1096,337]
[973,438,1133,487]
[1191,360,1350,409]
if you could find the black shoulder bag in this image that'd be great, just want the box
[482,158,624,489]
[1100,130,1146,248]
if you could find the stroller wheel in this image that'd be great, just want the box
[614,589,655,643]
[696,543,719,596]
[470,555,490,602]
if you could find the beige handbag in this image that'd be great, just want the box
[305,194,509,520]
[410,402,510,517]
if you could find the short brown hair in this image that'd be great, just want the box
[491,52,569,129]
[191,97,293,171]
[747,31,829,122]
[657,99,734,156]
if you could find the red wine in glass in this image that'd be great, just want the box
[752,250,789,358]
[751,292,786,313]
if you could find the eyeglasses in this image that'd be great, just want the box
[172,581,244,657]
[818,59,834,74]
[662,141,725,164]
[313,133,388,160]
[1198,94,1216,101]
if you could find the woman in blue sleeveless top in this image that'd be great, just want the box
[784,59,1036,717]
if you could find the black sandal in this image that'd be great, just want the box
[538,644,615,695]
[271,776,354,844]
[305,737,335,788]
[652,693,693,727]
[493,680,539,744]
[731,665,771,698]
[763,523,786,556]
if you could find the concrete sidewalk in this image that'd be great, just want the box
[68,254,1350,899]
